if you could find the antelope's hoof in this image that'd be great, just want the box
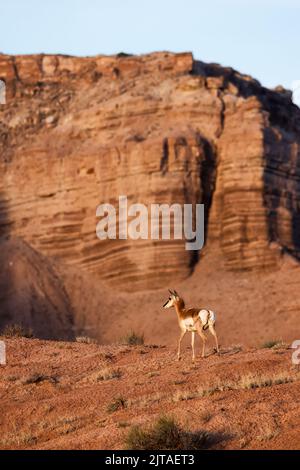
[177,356,181,361]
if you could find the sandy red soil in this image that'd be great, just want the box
[0,337,299,450]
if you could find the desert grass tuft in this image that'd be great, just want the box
[118,421,130,428]
[97,367,122,381]
[171,370,298,403]
[261,340,281,349]
[22,373,59,385]
[107,396,127,413]
[199,411,212,424]
[0,429,37,448]
[121,331,145,346]
[238,371,294,390]
[125,415,212,450]
[2,323,34,338]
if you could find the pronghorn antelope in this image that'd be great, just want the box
[163,289,219,362]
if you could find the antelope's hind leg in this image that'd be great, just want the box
[196,324,207,358]
[191,331,195,363]
[209,324,219,354]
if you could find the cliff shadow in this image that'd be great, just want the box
[0,191,11,239]
[262,98,300,259]
[0,191,75,340]
[0,191,13,332]
[187,134,217,270]
[199,135,217,245]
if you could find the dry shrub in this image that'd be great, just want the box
[107,396,127,413]
[125,415,212,450]
[97,367,122,381]
[2,323,33,338]
[121,331,144,346]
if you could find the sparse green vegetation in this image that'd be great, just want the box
[43,404,55,413]
[41,416,81,435]
[118,421,130,428]
[148,371,160,378]
[22,373,59,385]
[173,379,186,385]
[97,367,122,381]
[172,370,298,403]
[239,371,293,390]
[273,341,289,350]
[121,331,145,346]
[6,375,19,382]
[107,396,127,413]
[59,417,80,435]
[2,323,33,338]
[0,430,37,448]
[172,390,197,402]
[199,411,212,424]
[261,340,281,349]
[125,415,212,450]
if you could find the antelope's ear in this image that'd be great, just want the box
[174,290,179,298]
[168,289,175,296]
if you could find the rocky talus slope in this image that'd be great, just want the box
[0,237,74,339]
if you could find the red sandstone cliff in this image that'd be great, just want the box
[1,52,300,290]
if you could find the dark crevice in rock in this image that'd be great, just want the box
[216,90,226,138]
[0,191,11,238]
[186,135,217,272]
[160,137,169,175]
[199,135,217,249]
[11,56,20,83]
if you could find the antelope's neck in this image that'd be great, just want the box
[175,303,184,321]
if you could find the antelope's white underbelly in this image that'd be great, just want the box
[183,317,196,331]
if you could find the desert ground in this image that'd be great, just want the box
[0,336,300,450]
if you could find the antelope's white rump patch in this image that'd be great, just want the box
[199,309,215,326]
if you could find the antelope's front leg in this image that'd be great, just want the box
[177,330,186,361]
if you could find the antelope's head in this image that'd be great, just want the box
[163,289,180,309]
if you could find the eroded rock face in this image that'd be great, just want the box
[1,52,300,289]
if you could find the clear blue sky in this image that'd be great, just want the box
[0,0,299,90]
